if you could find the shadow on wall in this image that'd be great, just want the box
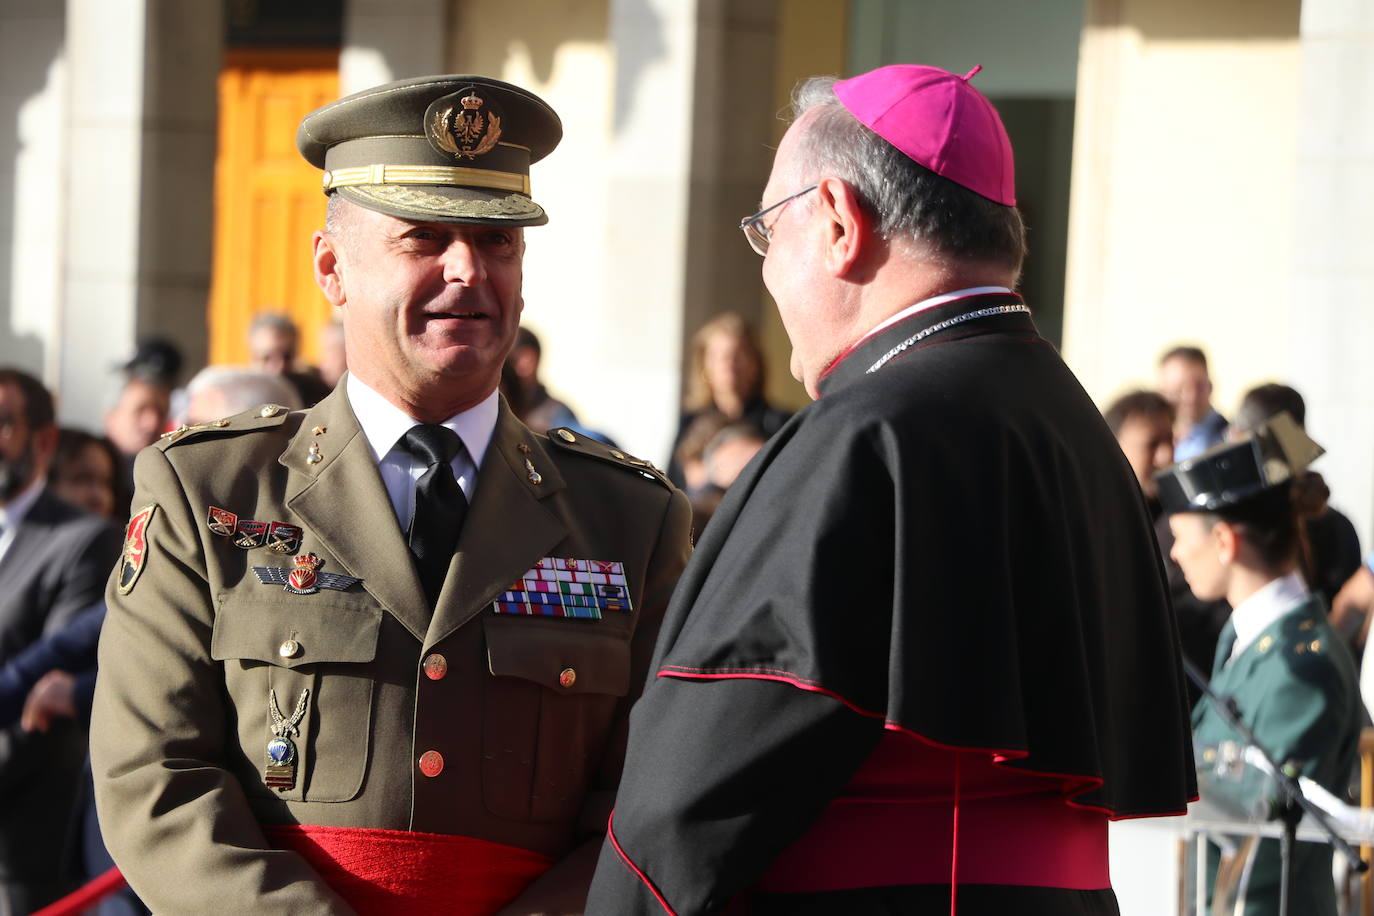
[0,20,64,374]
[610,0,666,134]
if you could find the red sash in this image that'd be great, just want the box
[265,824,554,915]
[755,733,1111,893]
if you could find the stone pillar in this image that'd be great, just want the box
[0,0,66,383]
[341,0,447,95]
[602,0,700,461]
[59,0,220,429]
[680,0,778,369]
[1287,0,1374,546]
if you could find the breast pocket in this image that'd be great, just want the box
[482,616,631,824]
[211,592,382,803]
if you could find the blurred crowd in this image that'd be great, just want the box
[1104,345,1371,701]
[5,308,1374,911]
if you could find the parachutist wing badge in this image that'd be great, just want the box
[253,554,360,595]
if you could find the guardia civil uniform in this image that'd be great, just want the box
[1159,416,1362,916]
[91,75,692,915]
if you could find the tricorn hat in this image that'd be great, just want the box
[297,75,562,226]
[1155,412,1324,515]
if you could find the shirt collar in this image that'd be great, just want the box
[1228,569,1309,663]
[345,373,499,470]
[862,286,1014,341]
[0,476,46,532]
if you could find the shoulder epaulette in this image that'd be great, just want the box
[156,403,293,451]
[545,427,673,490]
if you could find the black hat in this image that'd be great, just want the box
[297,75,563,226]
[119,337,183,386]
[1155,412,1323,515]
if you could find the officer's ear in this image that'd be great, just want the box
[313,230,347,308]
[815,177,871,279]
[1212,519,1240,566]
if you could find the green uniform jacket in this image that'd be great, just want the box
[91,386,692,914]
[1193,594,1361,916]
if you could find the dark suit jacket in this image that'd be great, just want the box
[0,600,106,728]
[0,489,120,883]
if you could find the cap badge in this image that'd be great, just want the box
[429,88,502,160]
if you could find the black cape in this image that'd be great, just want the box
[588,294,1197,914]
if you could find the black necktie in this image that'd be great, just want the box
[400,425,469,607]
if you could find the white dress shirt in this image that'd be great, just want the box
[1227,570,1309,665]
[346,373,499,532]
[0,477,46,566]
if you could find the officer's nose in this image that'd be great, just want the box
[442,238,487,286]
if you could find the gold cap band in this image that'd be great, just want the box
[322,163,531,195]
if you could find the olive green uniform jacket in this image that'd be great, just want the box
[1194,594,1361,916]
[91,386,692,914]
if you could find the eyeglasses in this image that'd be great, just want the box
[739,184,818,256]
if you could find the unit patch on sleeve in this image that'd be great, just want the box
[118,504,158,594]
[492,557,632,619]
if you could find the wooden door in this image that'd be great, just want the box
[208,51,339,367]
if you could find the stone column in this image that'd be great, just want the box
[0,0,66,383]
[602,0,701,462]
[59,0,220,429]
[1287,0,1374,546]
[341,0,447,95]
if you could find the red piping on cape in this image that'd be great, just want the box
[607,811,679,916]
[815,292,1026,387]
[950,752,961,916]
[657,665,1197,818]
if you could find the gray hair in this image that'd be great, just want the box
[249,311,299,339]
[186,367,302,416]
[790,76,1026,275]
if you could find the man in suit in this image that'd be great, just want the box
[0,368,120,914]
[92,75,692,915]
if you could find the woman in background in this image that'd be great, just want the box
[667,313,790,488]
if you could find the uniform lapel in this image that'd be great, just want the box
[424,403,566,650]
[280,386,430,641]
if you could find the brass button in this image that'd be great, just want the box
[1309,639,1322,652]
[423,654,448,680]
[1298,620,1314,631]
[278,639,301,659]
[559,667,577,688]
[419,750,444,777]
[1257,635,1273,653]
[259,404,281,418]
[557,429,576,443]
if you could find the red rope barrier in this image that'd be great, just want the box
[29,866,126,916]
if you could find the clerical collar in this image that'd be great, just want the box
[345,373,498,471]
[816,290,1034,397]
[1227,570,1309,665]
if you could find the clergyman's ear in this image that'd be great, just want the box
[815,177,871,278]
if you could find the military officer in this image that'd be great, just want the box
[1160,414,1361,915]
[91,75,692,915]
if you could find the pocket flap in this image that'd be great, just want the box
[485,616,630,696]
[211,593,382,668]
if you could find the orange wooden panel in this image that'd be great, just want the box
[208,51,339,368]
